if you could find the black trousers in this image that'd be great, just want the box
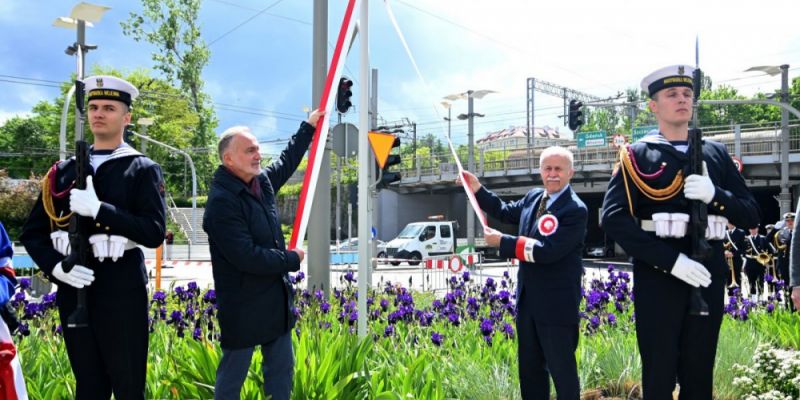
[516,289,580,400]
[633,262,724,400]
[744,261,765,295]
[57,285,149,400]
[777,257,794,310]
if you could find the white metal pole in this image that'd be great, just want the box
[357,0,369,339]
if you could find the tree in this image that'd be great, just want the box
[121,0,217,194]
[0,68,209,196]
[0,117,55,178]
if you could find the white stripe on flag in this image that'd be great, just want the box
[289,0,360,250]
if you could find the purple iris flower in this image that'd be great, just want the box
[448,313,460,326]
[501,323,515,339]
[384,324,395,337]
[431,331,444,346]
[479,318,494,336]
[202,289,216,304]
[18,278,30,290]
[152,291,167,304]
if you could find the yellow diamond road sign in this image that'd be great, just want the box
[368,132,396,169]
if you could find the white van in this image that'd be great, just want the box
[385,219,494,265]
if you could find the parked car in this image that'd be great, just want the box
[331,238,388,258]
[584,243,613,258]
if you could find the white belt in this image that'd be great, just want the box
[640,213,728,240]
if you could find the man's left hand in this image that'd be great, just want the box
[792,287,800,311]
[70,175,102,219]
[684,161,715,204]
[483,227,502,247]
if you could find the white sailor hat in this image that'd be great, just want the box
[640,65,695,98]
[84,75,139,107]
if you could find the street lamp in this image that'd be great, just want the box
[745,64,791,215]
[137,117,154,154]
[54,2,110,161]
[443,89,495,250]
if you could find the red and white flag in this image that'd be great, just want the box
[289,0,360,250]
[0,319,27,400]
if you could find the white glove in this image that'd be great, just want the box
[70,175,102,219]
[50,230,71,256]
[89,234,109,262]
[670,253,712,287]
[684,161,715,204]
[52,261,95,289]
[108,235,128,262]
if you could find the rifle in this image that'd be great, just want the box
[687,62,711,316]
[60,79,90,328]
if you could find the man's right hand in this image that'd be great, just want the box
[307,109,325,128]
[670,253,711,287]
[52,261,95,289]
[291,248,305,263]
[456,171,481,193]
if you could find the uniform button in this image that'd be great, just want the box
[105,226,110,231]
[96,223,101,228]
[713,202,719,206]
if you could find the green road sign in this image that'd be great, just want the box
[632,125,657,142]
[576,130,607,148]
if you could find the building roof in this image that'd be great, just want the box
[477,126,561,144]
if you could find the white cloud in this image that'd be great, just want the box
[0,110,32,126]
[363,0,800,137]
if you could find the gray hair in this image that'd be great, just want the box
[539,146,574,170]
[217,126,252,162]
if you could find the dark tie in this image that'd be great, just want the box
[536,193,549,220]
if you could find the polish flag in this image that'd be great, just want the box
[0,319,26,400]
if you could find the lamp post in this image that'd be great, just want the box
[137,117,153,154]
[746,64,791,215]
[443,90,495,249]
[54,2,110,161]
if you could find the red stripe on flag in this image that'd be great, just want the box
[289,0,358,249]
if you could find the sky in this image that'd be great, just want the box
[1,0,799,156]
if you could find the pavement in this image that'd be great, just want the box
[14,243,631,293]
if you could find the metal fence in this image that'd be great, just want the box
[399,123,800,180]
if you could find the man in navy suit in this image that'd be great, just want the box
[460,146,587,399]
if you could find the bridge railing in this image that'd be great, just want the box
[399,124,800,180]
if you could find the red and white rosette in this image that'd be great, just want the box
[537,214,559,236]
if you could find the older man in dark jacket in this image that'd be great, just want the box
[460,146,588,400]
[203,109,322,400]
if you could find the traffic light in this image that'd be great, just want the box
[377,135,402,190]
[124,124,135,145]
[336,77,353,114]
[568,99,584,131]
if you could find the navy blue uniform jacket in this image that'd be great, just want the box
[203,122,314,349]
[602,137,759,274]
[476,186,587,325]
[21,146,166,293]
